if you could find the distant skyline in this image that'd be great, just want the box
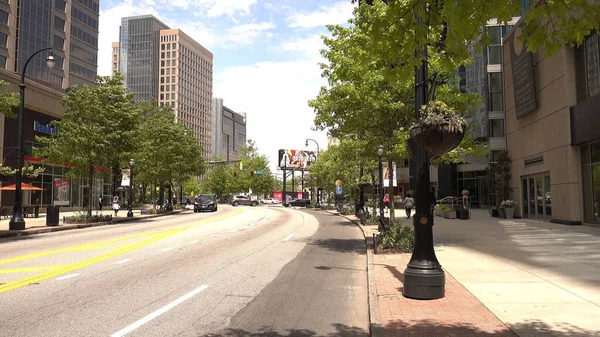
[98,1,356,173]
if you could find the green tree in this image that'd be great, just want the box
[0,80,19,118]
[203,159,233,199]
[36,74,141,216]
[235,140,276,196]
[134,101,205,206]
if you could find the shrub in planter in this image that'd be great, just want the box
[500,200,516,218]
[410,100,468,157]
[64,213,112,224]
[378,221,415,253]
[439,204,456,219]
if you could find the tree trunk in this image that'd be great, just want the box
[387,159,395,222]
[88,165,94,217]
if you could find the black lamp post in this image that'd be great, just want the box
[402,3,445,300]
[305,138,320,206]
[180,128,188,204]
[377,145,384,225]
[127,158,134,217]
[9,48,55,230]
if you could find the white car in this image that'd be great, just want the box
[262,198,280,204]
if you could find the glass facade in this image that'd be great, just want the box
[581,142,600,223]
[457,171,490,207]
[120,15,169,101]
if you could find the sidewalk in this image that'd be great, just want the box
[0,208,190,238]
[332,209,600,337]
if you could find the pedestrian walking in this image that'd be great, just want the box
[462,187,470,208]
[383,194,390,210]
[112,195,120,216]
[403,193,415,219]
[98,197,103,212]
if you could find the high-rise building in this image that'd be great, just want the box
[115,15,214,159]
[118,15,169,102]
[211,98,247,161]
[0,0,99,89]
[111,42,120,75]
[1,0,102,209]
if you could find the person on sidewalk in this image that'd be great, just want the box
[112,195,120,216]
[403,193,415,219]
[462,187,470,208]
[383,194,390,210]
[98,197,103,212]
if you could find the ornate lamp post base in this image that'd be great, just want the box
[9,217,25,230]
[403,265,445,299]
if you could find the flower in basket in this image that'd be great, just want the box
[419,100,469,133]
[0,164,17,176]
[22,165,45,178]
[501,200,517,208]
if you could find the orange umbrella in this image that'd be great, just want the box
[0,183,44,191]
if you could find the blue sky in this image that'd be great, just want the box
[98,0,356,172]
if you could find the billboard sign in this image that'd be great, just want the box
[278,149,318,170]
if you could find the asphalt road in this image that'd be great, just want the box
[0,205,368,337]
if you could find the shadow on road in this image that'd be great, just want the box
[200,319,596,337]
[309,237,365,254]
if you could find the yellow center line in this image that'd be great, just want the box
[0,266,65,274]
[0,208,245,294]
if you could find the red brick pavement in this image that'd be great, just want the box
[374,253,518,337]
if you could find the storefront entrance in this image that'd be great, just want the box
[521,174,552,220]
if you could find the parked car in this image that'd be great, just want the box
[261,198,280,204]
[230,195,259,207]
[285,199,311,207]
[194,194,217,212]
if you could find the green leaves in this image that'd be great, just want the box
[0,80,19,119]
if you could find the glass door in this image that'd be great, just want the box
[522,174,552,220]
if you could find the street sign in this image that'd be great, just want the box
[335,186,342,195]
[256,170,264,175]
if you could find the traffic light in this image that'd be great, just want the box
[234,170,237,177]
[250,169,255,176]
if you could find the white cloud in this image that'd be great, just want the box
[280,34,328,59]
[195,0,258,18]
[214,60,329,173]
[288,1,355,28]
[224,22,276,45]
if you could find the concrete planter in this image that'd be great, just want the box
[498,208,506,218]
[504,207,514,219]
[434,209,443,217]
[442,210,456,219]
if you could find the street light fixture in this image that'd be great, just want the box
[9,47,54,230]
[377,145,385,230]
[127,158,134,217]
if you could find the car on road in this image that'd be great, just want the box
[285,199,311,207]
[261,198,279,204]
[194,194,217,212]
[230,195,259,207]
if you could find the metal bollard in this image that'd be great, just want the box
[373,233,378,254]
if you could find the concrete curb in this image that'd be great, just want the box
[0,209,191,239]
[330,210,383,337]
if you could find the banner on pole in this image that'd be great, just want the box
[121,169,131,187]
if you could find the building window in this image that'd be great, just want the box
[160,69,164,75]
[489,119,505,138]
[166,51,171,58]
[0,10,8,25]
[113,62,117,69]
[490,150,504,163]
[0,55,6,69]
[0,32,6,47]
[488,72,504,111]
[161,52,165,58]
[487,26,503,65]
[113,55,117,61]
[54,16,65,30]
[53,35,64,49]
[581,142,600,222]
[55,0,66,12]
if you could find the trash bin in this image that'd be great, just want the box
[46,206,60,226]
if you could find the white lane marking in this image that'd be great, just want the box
[229,228,241,233]
[266,211,272,220]
[213,234,221,237]
[191,240,200,244]
[56,274,79,281]
[161,248,174,252]
[111,284,209,337]
[116,259,132,264]
[283,233,295,242]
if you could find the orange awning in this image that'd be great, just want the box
[0,183,44,191]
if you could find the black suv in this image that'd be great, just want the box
[194,194,217,212]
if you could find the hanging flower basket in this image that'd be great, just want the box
[22,176,34,184]
[409,100,468,157]
[405,137,442,161]
[0,175,12,183]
